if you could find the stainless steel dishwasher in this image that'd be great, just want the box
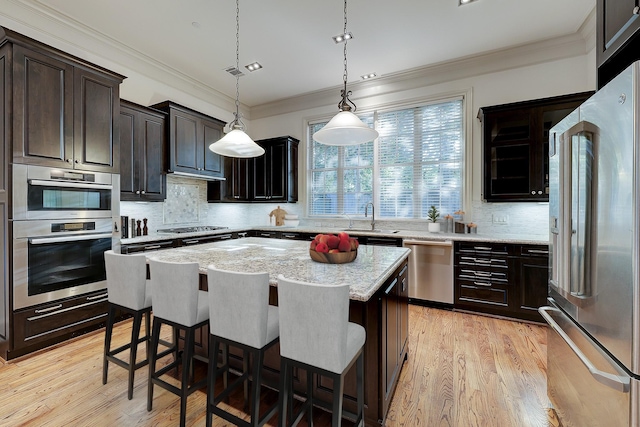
[403,240,454,305]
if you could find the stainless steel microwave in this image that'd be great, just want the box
[12,164,113,220]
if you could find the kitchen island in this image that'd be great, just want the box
[145,237,410,427]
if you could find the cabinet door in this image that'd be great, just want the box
[227,157,250,201]
[119,107,137,198]
[169,109,199,174]
[483,108,536,201]
[139,111,166,200]
[289,141,299,202]
[268,139,287,200]
[515,246,549,321]
[0,56,6,345]
[74,68,119,172]
[382,277,399,400]
[398,263,409,356]
[252,149,269,200]
[201,118,224,178]
[12,46,74,167]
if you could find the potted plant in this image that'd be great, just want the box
[427,205,441,232]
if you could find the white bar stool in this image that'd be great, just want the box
[147,259,209,427]
[206,266,279,427]
[276,275,366,427]
[103,250,153,400]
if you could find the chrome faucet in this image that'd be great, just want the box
[343,212,353,229]
[364,202,375,231]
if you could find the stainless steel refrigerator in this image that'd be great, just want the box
[540,61,640,427]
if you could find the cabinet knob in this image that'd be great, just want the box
[531,191,536,195]
[136,190,141,195]
[634,6,639,14]
[141,190,146,194]
[65,158,72,163]
[537,190,543,195]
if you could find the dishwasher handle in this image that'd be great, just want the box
[539,306,630,393]
[403,239,452,247]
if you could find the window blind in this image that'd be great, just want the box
[308,98,463,219]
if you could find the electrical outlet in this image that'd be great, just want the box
[492,214,509,225]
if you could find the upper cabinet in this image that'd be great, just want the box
[597,0,640,88]
[5,28,124,173]
[208,136,299,203]
[252,136,299,202]
[119,100,166,202]
[151,101,225,180]
[479,92,593,202]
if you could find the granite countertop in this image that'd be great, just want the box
[122,225,549,246]
[144,237,410,302]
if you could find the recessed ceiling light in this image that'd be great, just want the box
[459,0,478,5]
[332,32,353,44]
[361,73,377,80]
[244,62,263,72]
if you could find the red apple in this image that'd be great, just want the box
[327,234,340,249]
[318,234,330,245]
[337,231,349,241]
[338,238,352,252]
[349,237,359,250]
[310,240,318,251]
[315,242,329,253]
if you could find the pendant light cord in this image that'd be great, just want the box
[231,0,242,129]
[338,0,356,112]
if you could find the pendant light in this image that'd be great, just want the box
[313,0,378,146]
[209,0,265,158]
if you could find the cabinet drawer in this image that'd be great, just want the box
[458,281,508,306]
[13,291,109,348]
[121,240,176,253]
[457,267,507,284]
[457,242,509,255]
[518,245,549,257]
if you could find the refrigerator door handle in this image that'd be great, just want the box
[539,307,630,393]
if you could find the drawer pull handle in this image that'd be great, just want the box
[145,245,162,250]
[474,271,491,277]
[473,281,491,287]
[87,293,108,301]
[527,249,549,255]
[34,304,63,314]
[475,259,491,264]
[474,246,492,251]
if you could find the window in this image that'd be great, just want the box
[308,98,463,219]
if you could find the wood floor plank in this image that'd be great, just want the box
[0,306,552,426]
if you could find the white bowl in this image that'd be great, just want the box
[283,219,300,227]
[284,214,298,220]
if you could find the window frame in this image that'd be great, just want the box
[304,90,472,222]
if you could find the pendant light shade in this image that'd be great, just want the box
[209,126,264,158]
[209,0,264,158]
[313,110,378,146]
[313,0,378,146]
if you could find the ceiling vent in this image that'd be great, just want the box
[224,66,244,77]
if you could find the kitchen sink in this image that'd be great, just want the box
[342,228,400,234]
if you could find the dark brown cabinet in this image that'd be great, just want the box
[209,135,299,203]
[454,242,548,322]
[151,101,225,180]
[597,0,640,88]
[119,100,166,201]
[253,136,299,202]
[8,35,123,173]
[0,47,7,357]
[479,92,593,202]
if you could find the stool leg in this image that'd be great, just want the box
[356,352,364,426]
[128,311,143,400]
[331,373,344,427]
[102,304,116,385]
[144,310,151,363]
[250,348,263,426]
[278,359,289,427]
[243,348,250,410]
[179,327,194,427]
[206,335,220,427]
[306,369,314,426]
[147,317,162,412]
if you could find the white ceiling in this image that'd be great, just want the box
[2,0,595,108]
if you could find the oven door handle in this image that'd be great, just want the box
[28,179,112,190]
[29,233,113,244]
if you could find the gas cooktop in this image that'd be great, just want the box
[156,226,228,234]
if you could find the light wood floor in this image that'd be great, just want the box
[0,306,557,427]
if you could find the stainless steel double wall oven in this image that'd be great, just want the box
[12,164,118,309]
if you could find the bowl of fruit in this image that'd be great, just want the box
[309,232,359,264]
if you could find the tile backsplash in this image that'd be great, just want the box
[121,175,548,240]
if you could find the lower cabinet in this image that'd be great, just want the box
[454,242,548,322]
[10,289,109,359]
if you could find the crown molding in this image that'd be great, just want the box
[251,9,596,120]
